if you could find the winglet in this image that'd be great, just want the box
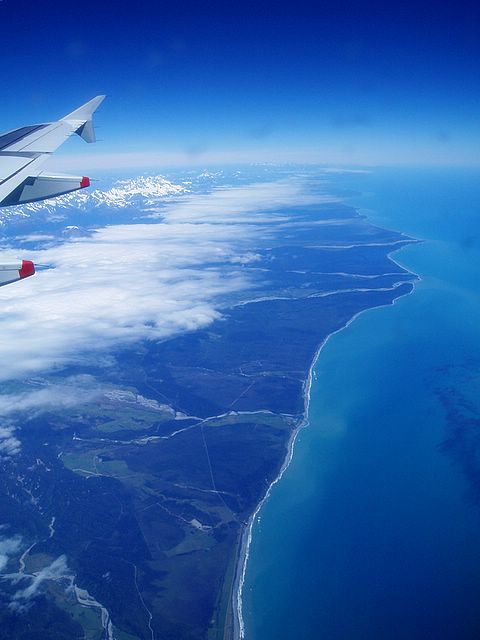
[61,95,106,143]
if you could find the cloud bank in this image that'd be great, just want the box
[0,179,313,383]
[9,555,71,611]
[0,536,22,572]
[0,376,103,417]
[0,424,21,458]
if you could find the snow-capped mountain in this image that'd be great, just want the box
[2,175,188,219]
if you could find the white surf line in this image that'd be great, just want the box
[387,246,422,282]
[232,276,420,640]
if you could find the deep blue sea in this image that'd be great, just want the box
[243,168,480,639]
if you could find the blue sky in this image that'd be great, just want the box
[1,0,479,167]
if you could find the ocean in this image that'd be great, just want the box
[242,168,480,639]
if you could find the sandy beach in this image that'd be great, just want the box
[228,246,419,640]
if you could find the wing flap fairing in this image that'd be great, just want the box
[1,173,91,206]
[0,260,35,287]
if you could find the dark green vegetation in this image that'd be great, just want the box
[0,397,293,640]
[0,197,417,639]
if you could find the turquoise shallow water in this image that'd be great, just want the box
[243,168,480,639]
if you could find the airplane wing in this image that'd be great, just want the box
[0,96,105,287]
[0,95,105,208]
[0,260,35,288]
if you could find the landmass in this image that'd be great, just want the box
[0,170,417,639]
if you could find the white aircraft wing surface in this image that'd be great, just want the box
[0,96,105,287]
[0,95,105,208]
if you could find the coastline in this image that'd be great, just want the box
[228,240,421,640]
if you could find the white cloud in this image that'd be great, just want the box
[44,140,480,173]
[150,180,323,224]
[0,535,22,572]
[0,376,103,417]
[14,235,57,243]
[0,179,315,382]
[0,227,244,379]
[47,150,316,173]
[9,555,71,611]
[229,252,262,265]
[0,424,21,457]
